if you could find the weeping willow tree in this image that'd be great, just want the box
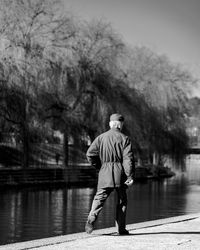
[117,46,197,165]
[0,0,77,167]
[34,19,126,166]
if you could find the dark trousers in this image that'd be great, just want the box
[88,186,128,232]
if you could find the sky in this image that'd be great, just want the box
[63,0,200,93]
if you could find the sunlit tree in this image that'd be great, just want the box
[116,45,197,163]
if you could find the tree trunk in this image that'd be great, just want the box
[63,129,69,167]
[21,99,30,169]
[153,151,159,165]
[63,129,69,183]
[22,123,30,168]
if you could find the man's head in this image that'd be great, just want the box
[109,113,124,130]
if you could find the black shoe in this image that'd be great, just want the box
[85,221,94,234]
[118,229,129,235]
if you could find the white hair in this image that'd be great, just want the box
[109,120,123,130]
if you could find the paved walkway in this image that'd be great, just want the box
[1,213,200,250]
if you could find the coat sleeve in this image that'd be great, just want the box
[86,137,101,169]
[123,137,135,179]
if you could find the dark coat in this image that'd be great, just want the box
[86,128,134,189]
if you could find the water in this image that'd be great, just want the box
[1,155,200,245]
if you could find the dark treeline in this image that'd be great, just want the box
[0,0,197,168]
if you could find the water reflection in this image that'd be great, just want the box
[126,176,189,224]
[0,188,95,244]
[0,155,200,245]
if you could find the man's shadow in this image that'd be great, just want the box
[99,231,200,236]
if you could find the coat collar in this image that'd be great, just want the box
[110,127,121,132]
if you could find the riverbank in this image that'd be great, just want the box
[1,213,200,249]
[0,165,97,188]
[0,164,175,188]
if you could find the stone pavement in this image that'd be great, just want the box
[1,213,200,250]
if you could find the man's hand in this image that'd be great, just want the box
[88,156,101,170]
[124,178,134,187]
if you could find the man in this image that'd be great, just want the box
[85,113,135,235]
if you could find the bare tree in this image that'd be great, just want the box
[0,0,77,168]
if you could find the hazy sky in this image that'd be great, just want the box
[64,0,200,80]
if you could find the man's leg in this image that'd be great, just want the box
[115,186,129,235]
[85,188,113,233]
